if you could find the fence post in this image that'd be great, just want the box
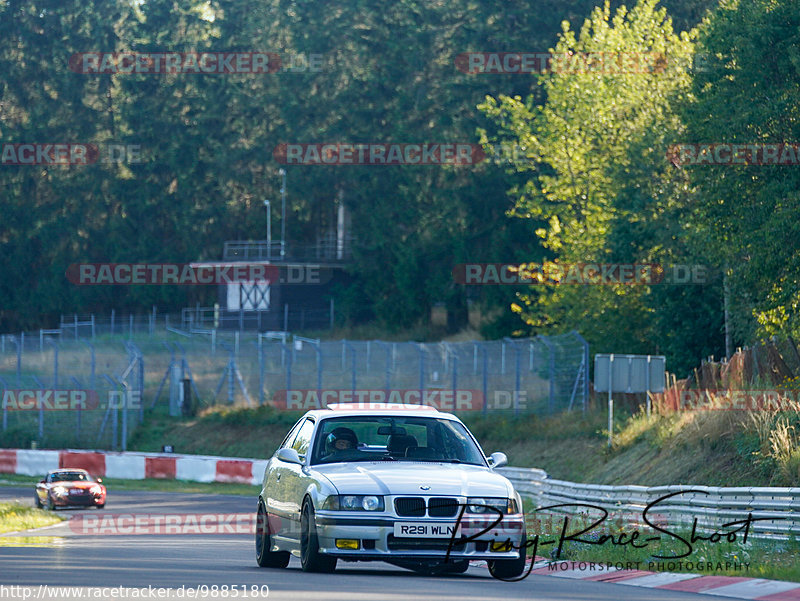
[539,336,556,413]
[111,309,115,335]
[152,306,157,336]
[284,304,289,331]
[417,343,425,402]
[91,314,96,340]
[129,314,134,339]
[258,336,264,405]
[482,344,488,416]
[74,314,78,340]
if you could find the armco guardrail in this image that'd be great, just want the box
[498,467,800,541]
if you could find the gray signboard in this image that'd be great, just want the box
[594,354,666,393]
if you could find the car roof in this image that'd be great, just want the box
[49,468,89,474]
[303,403,459,421]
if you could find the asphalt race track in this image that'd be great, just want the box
[0,486,715,601]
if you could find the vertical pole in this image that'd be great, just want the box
[74,314,78,340]
[138,354,144,424]
[113,392,119,451]
[111,309,115,335]
[39,330,43,352]
[514,344,521,416]
[152,306,157,336]
[646,355,652,418]
[330,297,334,330]
[235,331,240,356]
[418,344,425,404]
[482,344,488,417]
[258,336,264,405]
[91,315,96,340]
[549,340,555,413]
[122,384,128,452]
[129,314,133,339]
[283,304,289,332]
[16,337,22,386]
[452,352,458,410]
[228,356,235,404]
[608,354,614,448]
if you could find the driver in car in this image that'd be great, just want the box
[324,427,359,459]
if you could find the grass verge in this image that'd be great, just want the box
[0,502,64,534]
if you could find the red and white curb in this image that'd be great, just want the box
[0,448,266,485]
[519,559,800,600]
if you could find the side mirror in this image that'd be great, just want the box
[96,478,103,484]
[276,448,304,465]
[488,452,508,469]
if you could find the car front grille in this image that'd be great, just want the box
[387,534,466,552]
[428,497,459,517]
[395,497,426,517]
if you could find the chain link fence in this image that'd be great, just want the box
[1,313,588,450]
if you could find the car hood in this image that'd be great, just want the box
[311,462,513,497]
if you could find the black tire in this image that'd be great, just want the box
[46,494,56,511]
[255,500,290,568]
[488,533,528,580]
[34,492,42,509]
[96,504,105,509]
[300,501,337,573]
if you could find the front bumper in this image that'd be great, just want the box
[313,512,526,561]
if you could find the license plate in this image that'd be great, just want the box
[394,522,461,538]
[69,488,84,495]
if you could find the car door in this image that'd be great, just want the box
[265,418,305,519]
[280,418,316,541]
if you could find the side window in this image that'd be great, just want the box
[280,418,306,450]
[291,419,316,458]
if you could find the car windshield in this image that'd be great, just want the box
[51,472,92,482]
[310,415,486,466]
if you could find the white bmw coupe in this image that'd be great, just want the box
[255,403,528,577]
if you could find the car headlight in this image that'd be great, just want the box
[90,485,103,495]
[466,497,516,514]
[52,486,67,496]
[322,495,385,511]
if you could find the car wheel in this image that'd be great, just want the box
[46,494,56,511]
[34,492,42,509]
[300,501,337,573]
[255,500,290,568]
[488,533,528,580]
[97,504,105,509]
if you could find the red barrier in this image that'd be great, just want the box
[145,457,177,479]
[0,449,17,474]
[60,451,106,476]
[215,460,252,484]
